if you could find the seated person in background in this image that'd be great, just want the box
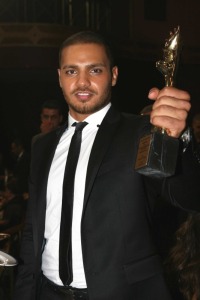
[0,177,25,231]
[10,137,30,198]
[32,99,64,145]
[165,212,200,300]
[0,152,6,190]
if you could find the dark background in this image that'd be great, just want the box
[0,0,200,164]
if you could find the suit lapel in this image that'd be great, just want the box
[83,107,121,210]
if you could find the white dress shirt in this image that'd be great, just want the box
[42,103,111,287]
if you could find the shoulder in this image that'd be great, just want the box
[120,111,151,135]
[121,112,145,122]
[105,106,151,136]
[31,132,46,145]
[32,125,65,148]
[30,124,66,165]
[107,106,150,126]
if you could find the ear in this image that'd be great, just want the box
[111,66,118,86]
[58,69,62,88]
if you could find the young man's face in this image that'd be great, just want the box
[40,108,62,133]
[58,43,118,121]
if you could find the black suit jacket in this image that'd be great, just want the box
[13,106,200,300]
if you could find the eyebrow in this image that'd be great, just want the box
[62,63,106,70]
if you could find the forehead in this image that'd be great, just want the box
[42,108,60,115]
[60,43,109,66]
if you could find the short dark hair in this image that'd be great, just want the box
[41,99,62,114]
[59,31,115,69]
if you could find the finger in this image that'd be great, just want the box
[152,96,191,112]
[148,86,190,102]
[148,87,160,100]
[150,115,186,137]
[151,105,189,123]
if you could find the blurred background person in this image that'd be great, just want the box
[32,99,64,145]
[0,151,6,191]
[165,212,200,300]
[10,137,30,199]
[0,176,25,231]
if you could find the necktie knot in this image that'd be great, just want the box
[73,121,88,132]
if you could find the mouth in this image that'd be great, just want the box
[75,91,94,101]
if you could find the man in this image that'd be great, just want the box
[13,31,200,300]
[32,99,63,145]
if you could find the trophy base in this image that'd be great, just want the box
[135,131,179,177]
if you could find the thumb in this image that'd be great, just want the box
[148,88,160,100]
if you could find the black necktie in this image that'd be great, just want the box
[59,121,88,286]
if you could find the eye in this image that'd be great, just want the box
[90,68,102,74]
[65,69,77,76]
[42,115,49,120]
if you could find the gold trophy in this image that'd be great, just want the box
[135,26,181,177]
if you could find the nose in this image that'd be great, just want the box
[76,71,90,88]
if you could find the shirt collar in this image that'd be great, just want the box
[68,103,111,128]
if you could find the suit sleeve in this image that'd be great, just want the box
[13,150,40,300]
[163,139,200,212]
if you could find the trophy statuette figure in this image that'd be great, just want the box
[135,26,181,177]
